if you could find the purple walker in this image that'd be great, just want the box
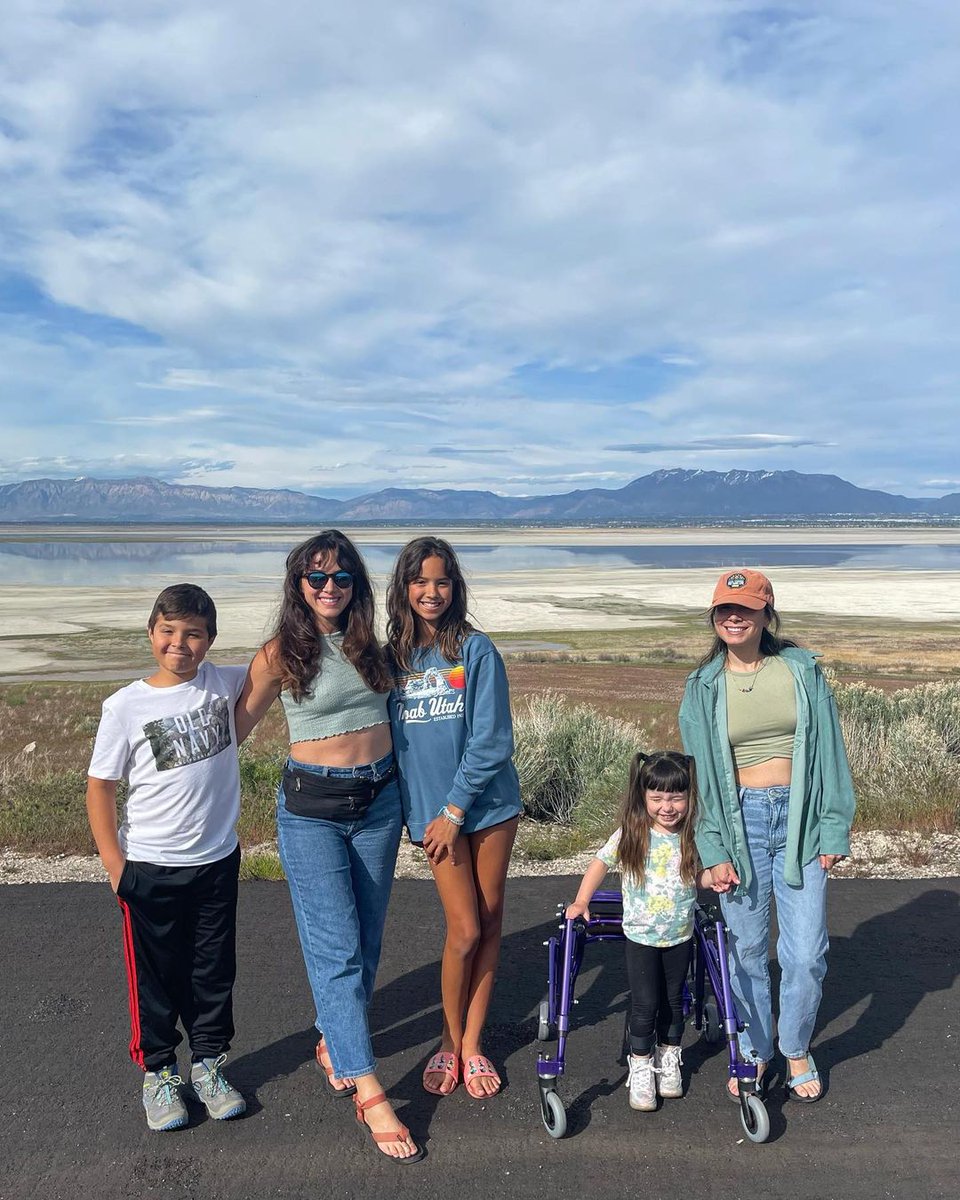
[535,891,771,1142]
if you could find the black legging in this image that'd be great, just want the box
[624,937,692,1054]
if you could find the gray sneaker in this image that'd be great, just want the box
[189,1055,246,1120]
[626,1053,657,1112]
[655,1044,683,1098]
[142,1065,189,1132]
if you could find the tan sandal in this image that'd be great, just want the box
[354,1093,424,1164]
[315,1037,356,1098]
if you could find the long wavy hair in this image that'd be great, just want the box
[271,530,391,700]
[385,536,474,673]
[617,751,698,889]
[695,602,799,672]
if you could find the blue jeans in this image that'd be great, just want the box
[276,752,402,1078]
[719,786,828,1063]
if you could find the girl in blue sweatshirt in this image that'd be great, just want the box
[387,537,521,1100]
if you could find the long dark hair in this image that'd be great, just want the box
[695,603,799,671]
[385,536,474,673]
[271,530,391,700]
[617,751,698,889]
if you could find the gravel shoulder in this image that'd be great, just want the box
[4,829,958,885]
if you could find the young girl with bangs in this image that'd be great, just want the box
[386,537,521,1100]
[566,751,705,1113]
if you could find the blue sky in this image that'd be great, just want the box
[1,1,957,499]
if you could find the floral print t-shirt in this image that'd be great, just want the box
[596,827,695,947]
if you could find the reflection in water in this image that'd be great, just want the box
[0,540,282,562]
[0,538,958,587]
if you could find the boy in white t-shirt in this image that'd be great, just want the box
[87,584,248,1132]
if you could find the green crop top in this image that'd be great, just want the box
[279,633,389,742]
[725,654,797,770]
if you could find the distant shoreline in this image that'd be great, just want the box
[3,520,960,544]
[2,523,959,678]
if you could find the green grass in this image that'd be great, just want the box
[238,849,285,881]
[832,677,960,830]
[237,741,287,846]
[1,670,957,861]
[513,691,643,826]
[515,820,598,862]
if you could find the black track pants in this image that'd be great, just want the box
[116,844,240,1072]
[624,937,692,1055]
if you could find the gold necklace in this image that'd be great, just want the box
[726,656,767,693]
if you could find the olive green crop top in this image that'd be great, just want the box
[279,633,389,742]
[725,654,797,770]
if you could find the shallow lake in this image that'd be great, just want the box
[3,535,960,589]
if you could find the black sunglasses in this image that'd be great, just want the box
[303,570,354,590]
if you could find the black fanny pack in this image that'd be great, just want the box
[281,764,395,821]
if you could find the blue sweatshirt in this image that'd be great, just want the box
[390,632,521,842]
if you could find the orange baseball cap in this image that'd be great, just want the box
[711,569,775,611]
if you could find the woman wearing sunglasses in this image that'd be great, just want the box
[237,530,422,1164]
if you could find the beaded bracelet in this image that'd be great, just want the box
[439,805,465,827]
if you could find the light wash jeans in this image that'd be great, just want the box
[276,752,402,1079]
[720,785,828,1063]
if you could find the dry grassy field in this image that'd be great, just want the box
[1,609,957,866]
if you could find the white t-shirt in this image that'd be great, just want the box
[88,661,247,866]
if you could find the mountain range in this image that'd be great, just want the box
[0,470,957,522]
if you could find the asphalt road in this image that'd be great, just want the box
[3,877,958,1200]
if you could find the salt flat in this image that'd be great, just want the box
[1,525,958,678]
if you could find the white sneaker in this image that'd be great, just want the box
[626,1054,657,1111]
[656,1044,683,1098]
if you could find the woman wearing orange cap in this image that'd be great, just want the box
[679,569,854,1103]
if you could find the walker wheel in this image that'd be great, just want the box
[741,1093,770,1144]
[541,1089,567,1139]
[538,999,557,1042]
[703,997,722,1044]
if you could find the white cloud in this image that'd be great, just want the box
[0,0,957,495]
[609,434,832,453]
[0,454,235,483]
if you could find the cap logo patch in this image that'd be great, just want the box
[726,573,747,589]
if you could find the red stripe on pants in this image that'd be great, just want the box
[118,895,145,1070]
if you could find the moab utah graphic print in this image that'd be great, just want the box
[395,664,465,724]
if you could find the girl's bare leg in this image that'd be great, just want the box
[459,818,517,1095]
[428,818,517,1096]
[428,849,482,1092]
